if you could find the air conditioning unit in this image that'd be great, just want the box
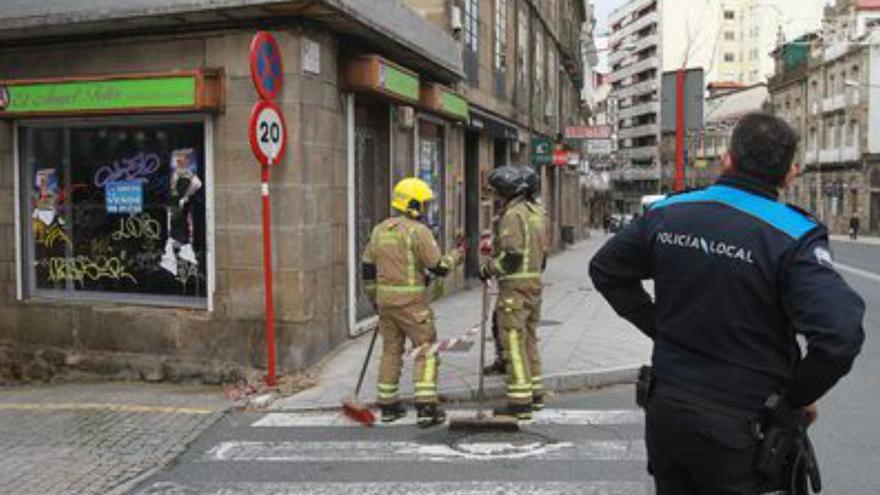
[451,6,463,34]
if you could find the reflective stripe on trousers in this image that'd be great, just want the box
[414,349,437,403]
[505,329,532,401]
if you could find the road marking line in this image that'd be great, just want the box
[251,408,644,428]
[0,403,214,415]
[836,262,880,283]
[137,481,648,495]
[205,439,646,462]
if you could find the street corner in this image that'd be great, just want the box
[223,371,319,412]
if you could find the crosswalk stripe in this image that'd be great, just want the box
[205,439,646,462]
[252,408,644,428]
[137,481,648,495]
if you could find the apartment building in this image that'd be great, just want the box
[770,0,880,235]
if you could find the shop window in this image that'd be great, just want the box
[19,119,208,305]
[494,0,508,72]
[463,0,480,84]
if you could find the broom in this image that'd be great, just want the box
[448,281,519,432]
[341,325,380,426]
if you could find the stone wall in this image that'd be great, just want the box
[0,26,349,378]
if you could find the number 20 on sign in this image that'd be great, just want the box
[249,100,287,167]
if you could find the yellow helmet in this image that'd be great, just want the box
[391,178,434,218]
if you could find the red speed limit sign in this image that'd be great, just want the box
[249,100,288,166]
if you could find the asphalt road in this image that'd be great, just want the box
[129,242,879,495]
[812,241,880,494]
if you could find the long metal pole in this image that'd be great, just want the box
[262,160,277,386]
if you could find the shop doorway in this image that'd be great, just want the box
[353,99,390,324]
[417,119,446,246]
[464,131,481,278]
[871,192,880,234]
[494,138,508,168]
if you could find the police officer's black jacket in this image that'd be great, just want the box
[589,173,865,413]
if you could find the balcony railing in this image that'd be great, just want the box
[609,0,656,27]
[610,10,659,46]
[618,122,659,140]
[841,146,860,162]
[609,56,658,84]
[804,149,818,164]
[819,148,840,163]
[613,78,659,101]
[822,94,845,113]
[618,100,660,120]
[608,164,661,181]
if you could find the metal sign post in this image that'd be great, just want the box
[261,155,277,386]
[249,32,287,387]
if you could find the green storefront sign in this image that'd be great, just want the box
[0,76,197,114]
[440,90,469,120]
[532,137,553,165]
[381,63,419,102]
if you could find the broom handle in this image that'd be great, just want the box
[477,281,488,416]
[354,325,380,399]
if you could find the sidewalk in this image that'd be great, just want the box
[273,232,652,411]
[830,234,880,246]
[0,382,229,494]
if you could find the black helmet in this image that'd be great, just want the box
[519,166,539,197]
[488,165,528,199]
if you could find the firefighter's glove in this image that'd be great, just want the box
[478,263,493,282]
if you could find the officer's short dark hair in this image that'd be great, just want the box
[729,112,799,185]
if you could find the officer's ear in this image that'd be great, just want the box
[780,162,800,190]
[720,152,734,174]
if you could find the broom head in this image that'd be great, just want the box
[342,397,376,426]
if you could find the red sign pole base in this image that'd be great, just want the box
[261,163,278,387]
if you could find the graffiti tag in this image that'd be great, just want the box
[111,213,161,242]
[46,256,137,285]
[93,152,161,188]
[33,222,72,250]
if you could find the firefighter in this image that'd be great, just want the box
[480,165,547,420]
[519,166,548,410]
[361,178,464,427]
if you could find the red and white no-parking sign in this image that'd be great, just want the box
[248,100,288,166]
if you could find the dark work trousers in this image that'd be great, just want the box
[646,389,774,495]
[490,310,504,363]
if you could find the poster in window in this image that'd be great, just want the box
[24,122,208,302]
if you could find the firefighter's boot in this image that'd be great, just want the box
[532,394,546,411]
[380,402,407,423]
[416,403,447,428]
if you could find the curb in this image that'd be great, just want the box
[270,364,643,412]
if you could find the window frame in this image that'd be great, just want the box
[15,114,215,310]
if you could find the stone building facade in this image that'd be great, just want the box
[401,0,590,266]
[0,0,471,378]
[769,2,880,235]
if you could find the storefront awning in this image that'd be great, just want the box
[0,70,224,118]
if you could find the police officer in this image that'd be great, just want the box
[589,112,865,494]
[481,165,548,419]
[361,178,464,427]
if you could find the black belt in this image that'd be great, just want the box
[652,380,762,421]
